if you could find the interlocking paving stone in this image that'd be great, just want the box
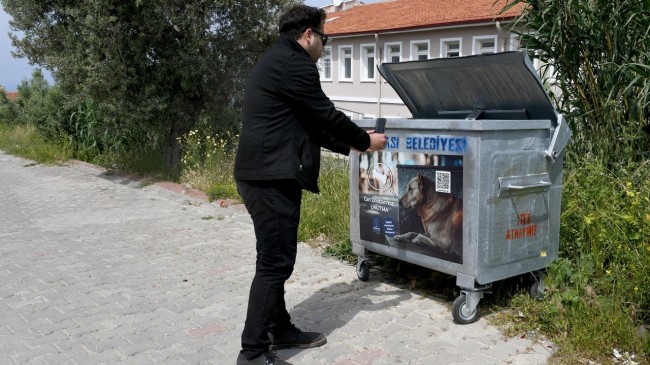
[0,151,553,364]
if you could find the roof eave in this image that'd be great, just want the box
[327,15,518,37]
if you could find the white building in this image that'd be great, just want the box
[318,0,526,119]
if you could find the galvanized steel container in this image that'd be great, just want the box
[349,52,572,324]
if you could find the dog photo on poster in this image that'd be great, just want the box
[359,151,463,264]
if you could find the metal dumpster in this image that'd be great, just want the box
[349,51,572,324]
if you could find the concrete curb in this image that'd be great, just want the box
[69,159,248,213]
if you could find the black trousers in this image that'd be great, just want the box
[236,179,302,360]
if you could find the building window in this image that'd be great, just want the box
[318,46,332,80]
[473,36,497,54]
[339,46,353,81]
[440,38,461,58]
[360,44,375,81]
[411,40,429,61]
[384,42,401,63]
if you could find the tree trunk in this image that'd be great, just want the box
[165,121,183,178]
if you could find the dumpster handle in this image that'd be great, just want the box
[505,181,552,190]
[545,114,572,163]
[498,174,552,196]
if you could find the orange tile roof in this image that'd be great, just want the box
[325,0,524,36]
[5,92,18,101]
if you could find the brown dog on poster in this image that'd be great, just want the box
[394,174,462,256]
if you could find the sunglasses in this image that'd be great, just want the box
[312,29,329,46]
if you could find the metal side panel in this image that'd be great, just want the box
[475,129,558,284]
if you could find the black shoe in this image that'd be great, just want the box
[236,350,292,365]
[271,324,327,350]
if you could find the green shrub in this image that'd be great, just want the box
[561,160,649,353]
[0,87,18,124]
[561,160,649,320]
[16,70,69,137]
[178,126,238,198]
[208,184,239,201]
[65,98,163,171]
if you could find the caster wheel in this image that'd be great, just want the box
[452,294,480,324]
[529,281,544,301]
[356,259,370,281]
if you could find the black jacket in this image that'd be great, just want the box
[234,34,371,193]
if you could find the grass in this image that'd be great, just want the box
[299,156,352,250]
[0,123,72,163]
[113,148,170,180]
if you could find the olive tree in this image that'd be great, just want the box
[2,0,295,173]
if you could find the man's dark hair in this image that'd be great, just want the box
[279,5,326,40]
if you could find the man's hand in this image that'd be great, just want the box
[367,131,388,151]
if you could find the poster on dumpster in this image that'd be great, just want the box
[359,151,463,264]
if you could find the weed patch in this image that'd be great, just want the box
[0,123,72,163]
[299,156,351,245]
[179,128,239,201]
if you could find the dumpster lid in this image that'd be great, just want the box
[378,52,557,123]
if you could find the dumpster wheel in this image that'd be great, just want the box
[356,259,370,282]
[452,294,480,324]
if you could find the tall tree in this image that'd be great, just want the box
[2,0,296,173]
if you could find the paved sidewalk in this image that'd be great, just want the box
[0,151,553,365]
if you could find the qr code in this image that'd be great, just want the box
[435,171,451,193]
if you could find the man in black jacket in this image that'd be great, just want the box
[234,5,387,365]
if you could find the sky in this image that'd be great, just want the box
[0,0,381,91]
[0,8,53,91]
